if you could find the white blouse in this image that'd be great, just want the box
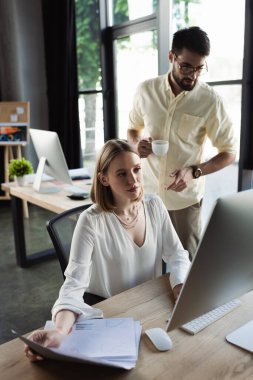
[52,194,190,320]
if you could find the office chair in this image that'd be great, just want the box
[46,204,105,306]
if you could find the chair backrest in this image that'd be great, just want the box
[46,204,91,276]
[46,204,105,305]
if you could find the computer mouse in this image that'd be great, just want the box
[67,193,89,200]
[144,328,173,351]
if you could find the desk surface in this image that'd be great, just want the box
[1,274,253,380]
[0,142,27,146]
[1,181,92,214]
[1,180,93,267]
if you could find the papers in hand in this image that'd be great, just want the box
[18,318,141,370]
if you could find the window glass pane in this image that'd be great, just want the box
[76,0,103,174]
[114,30,158,139]
[211,85,241,159]
[75,0,102,90]
[78,93,104,175]
[109,0,158,25]
[202,84,241,221]
[172,0,245,82]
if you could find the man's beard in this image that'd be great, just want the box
[172,66,197,91]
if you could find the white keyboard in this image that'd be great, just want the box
[181,299,241,335]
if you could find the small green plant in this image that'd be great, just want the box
[8,157,33,178]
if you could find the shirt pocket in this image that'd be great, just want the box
[177,114,205,144]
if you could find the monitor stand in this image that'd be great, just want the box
[33,157,61,193]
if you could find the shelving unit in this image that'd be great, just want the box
[0,102,30,216]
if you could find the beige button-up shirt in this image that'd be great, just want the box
[129,73,237,210]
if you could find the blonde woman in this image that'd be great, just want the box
[25,139,190,361]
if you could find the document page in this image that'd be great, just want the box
[17,317,141,370]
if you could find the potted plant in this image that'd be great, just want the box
[8,157,33,186]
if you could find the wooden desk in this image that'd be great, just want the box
[1,181,92,267]
[1,274,253,380]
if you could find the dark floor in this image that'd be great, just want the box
[0,201,63,344]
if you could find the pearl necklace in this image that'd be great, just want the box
[113,204,140,230]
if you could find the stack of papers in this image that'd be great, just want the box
[19,318,141,370]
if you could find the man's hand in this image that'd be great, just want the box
[127,129,142,145]
[137,138,152,158]
[165,167,193,192]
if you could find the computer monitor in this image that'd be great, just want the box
[30,128,73,185]
[30,129,91,193]
[167,189,253,332]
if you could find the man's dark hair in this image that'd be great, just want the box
[172,26,210,57]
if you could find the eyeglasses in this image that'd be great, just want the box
[174,54,208,76]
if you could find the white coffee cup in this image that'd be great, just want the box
[152,140,169,156]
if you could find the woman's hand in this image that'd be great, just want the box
[172,284,183,301]
[24,328,66,362]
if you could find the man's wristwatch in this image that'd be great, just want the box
[190,165,202,179]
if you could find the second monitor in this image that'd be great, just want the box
[30,128,90,193]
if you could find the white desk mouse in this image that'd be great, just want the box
[144,328,173,351]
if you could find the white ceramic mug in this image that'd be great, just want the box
[152,140,169,156]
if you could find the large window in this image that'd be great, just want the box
[75,0,245,188]
[75,0,159,171]
[115,31,158,139]
[108,1,159,138]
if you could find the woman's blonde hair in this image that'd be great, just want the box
[90,139,143,211]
